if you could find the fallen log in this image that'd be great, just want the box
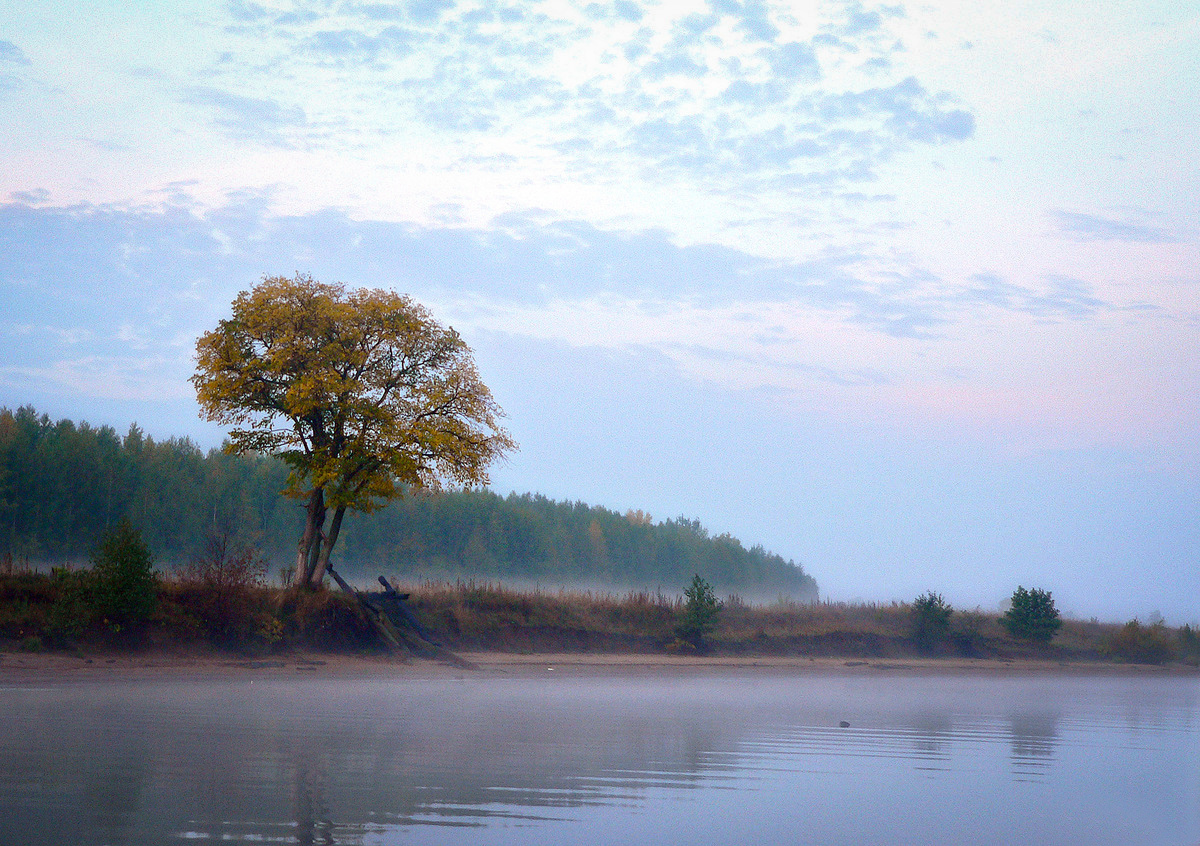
[325,565,411,660]
[326,567,478,671]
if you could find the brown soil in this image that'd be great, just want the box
[1,648,1193,685]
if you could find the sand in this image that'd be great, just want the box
[0,648,1193,684]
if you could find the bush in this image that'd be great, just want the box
[90,521,158,633]
[1179,624,1200,664]
[1000,586,1061,643]
[674,574,722,651]
[176,530,274,649]
[45,566,91,643]
[911,591,953,649]
[951,608,988,655]
[1107,619,1174,665]
[180,530,268,593]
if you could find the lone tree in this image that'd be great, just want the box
[911,590,953,649]
[1000,585,1062,642]
[193,274,515,588]
[675,574,723,651]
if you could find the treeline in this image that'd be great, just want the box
[0,407,817,598]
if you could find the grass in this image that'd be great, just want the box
[0,571,1192,665]
[393,580,1184,663]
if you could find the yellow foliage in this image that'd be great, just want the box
[192,273,515,514]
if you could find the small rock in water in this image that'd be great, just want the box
[839,721,851,728]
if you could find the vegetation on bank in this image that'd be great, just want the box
[0,405,816,598]
[2,549,1196,665]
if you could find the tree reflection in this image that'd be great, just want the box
[1008,711,1060,780]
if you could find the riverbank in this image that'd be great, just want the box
[4,574,1197,668]
[1,648,1194,685]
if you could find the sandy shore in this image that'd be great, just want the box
[1,649,1194,683]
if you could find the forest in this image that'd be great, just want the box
[0,406,818,599]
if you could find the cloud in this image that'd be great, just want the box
[9,188,49,204]
[1052,210,1178,244]
[585,1,646,23]
[0,195,1113,363]
[642,47,709,80]
[302,25,417,63]
[407,0,456,25]
[766,41,821,81]
[0,40,30,94]
[0,355,193,403]
[820,77,974,143]
[179,86,306,144]
[707,0,780,42]
[1024,275,1106,319]
[962,273,1108,320]
[198,0,973,196]
[0,40,31,65]
[842,2,884,35]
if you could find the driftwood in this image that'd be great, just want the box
[326,567,478,671]
[376,576,437,642]
[326,565,411,659]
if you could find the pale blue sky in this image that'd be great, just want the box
[2,0,1198,620]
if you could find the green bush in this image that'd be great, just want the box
[674,574,722,651]
[90,521,158,632]
[911,591,953,649]
[1107,619,1174,665]
[45,566,91,642]
[1000,586,1062,642]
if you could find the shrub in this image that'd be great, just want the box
[1107,619,1174,665]
[45,566,91,643]
[674,574,723,651]
[951,608,988,655]
[180,530,268,593]
[178,530,271,649]
[1000,586,1061,643]
[1179,624,1200,664]
[90,521,158,633]
[911,591,953,649]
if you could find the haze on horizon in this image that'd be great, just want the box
[1,0,1197,623]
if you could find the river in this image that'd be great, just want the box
[1,666,1197,845]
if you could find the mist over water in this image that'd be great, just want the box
[1,670,1197,845]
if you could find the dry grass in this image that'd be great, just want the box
[393,581,1149,661]
[0,573,1188,664]
[400,580,682,652]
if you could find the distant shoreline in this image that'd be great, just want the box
[2,649,1194,684]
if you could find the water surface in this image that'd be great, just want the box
[1,668,1197,845]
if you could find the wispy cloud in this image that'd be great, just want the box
[1052,210,1178,244]
[180,86,306,145]
[0,194,1122,371]
[0,355,193,402]
[0,40,31,65]
[962,273,1107,321]
[8,188,49,204]
[0,39,31,94]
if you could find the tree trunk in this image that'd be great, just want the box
[294,487,326,587]
[312,505,346,586]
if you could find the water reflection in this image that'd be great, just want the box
[905,713,954,767]
[0,672,1196,846]
[1008,711,1060,781]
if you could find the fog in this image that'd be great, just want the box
[2,671,1197,845]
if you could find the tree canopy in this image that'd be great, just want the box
[192,274,514,587]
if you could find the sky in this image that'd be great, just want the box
[1,0,1198,622]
